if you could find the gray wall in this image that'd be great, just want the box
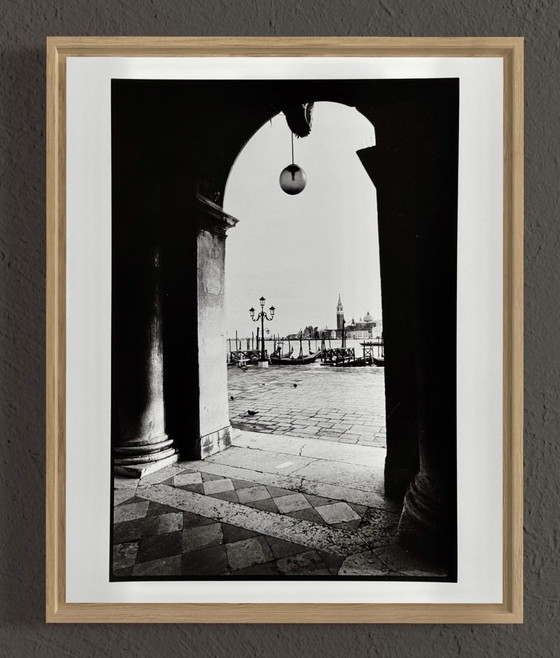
[0,1,557,655]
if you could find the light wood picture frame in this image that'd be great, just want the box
[46,36,523,623]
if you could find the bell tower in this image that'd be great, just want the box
[336,294,344,332]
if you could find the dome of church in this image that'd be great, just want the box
[363,311,374,323]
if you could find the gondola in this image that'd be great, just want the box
[373,357,385,367]
[270,348,322,365]
[335,356,368,367]
[271,346,293,359]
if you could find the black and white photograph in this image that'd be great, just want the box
[110,76,459,581]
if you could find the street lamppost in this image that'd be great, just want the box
[249,296,275,368]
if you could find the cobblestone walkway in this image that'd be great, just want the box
[228,362,386,448]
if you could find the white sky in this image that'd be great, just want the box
[223,101,382,337]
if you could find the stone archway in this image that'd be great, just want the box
[111,77,459,561]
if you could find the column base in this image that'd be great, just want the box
[114,452,178,478]
[114,433,178,478]
[397,470,454,561]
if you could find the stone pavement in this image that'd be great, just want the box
[227,362,386,447]
[112,431,447,579]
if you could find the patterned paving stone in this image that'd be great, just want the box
[200,472,225,482]
[182,545,229,576]
[274,493,312,514]
[208,490,240,503]
[110,428,449,579]
[245,498,279,513]
[139,465,188,486]
[113,566,134,578]
[237,485,271,503]
[137,483,363,557]
[145,501,181,518]
[284,507,329,526]
[133,555,183,577]
[318,552,346,575]
[183,522,223,553]
[230,478,258,490]
[226,537,274,571]
[277,550,330,575]
[114,488,137,506]
[113,542,139,570]
[266,485,294,498]
[265,535,310,560]
[221,523,259,544]
[136,531,182,564]
[338,550,388,576]
[142,512,183,536]
[174,471,203,487]
[143,499,177,519]
[304,493,337,508]
[179,483,205,495]
[114,501,150,524]
[203,479,234,495]
[182,511,218,529]
[113,518,144,544]
[315,502,361,524]
[114,477,140,491]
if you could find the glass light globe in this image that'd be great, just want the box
[279,164,307,195]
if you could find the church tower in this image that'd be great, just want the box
[336,294,344,332]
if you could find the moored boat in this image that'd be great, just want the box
[270,349,321,365]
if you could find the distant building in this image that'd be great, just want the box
[287,295,382,340]
[331,295,382,340]
[336,294,344,333]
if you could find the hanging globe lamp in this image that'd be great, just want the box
[279,131,307,195]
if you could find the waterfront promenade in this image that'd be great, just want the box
[228,362,386,448]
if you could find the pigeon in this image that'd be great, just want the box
[247,410,259,416]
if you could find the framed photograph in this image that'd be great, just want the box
[46,37,523,623]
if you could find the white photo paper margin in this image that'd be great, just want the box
[65,55,503,603]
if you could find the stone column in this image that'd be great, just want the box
[113,250,178,478]
[196,194,239,458]
[396,173,458,560]
[357,79,459,562]
[357,146,421,501]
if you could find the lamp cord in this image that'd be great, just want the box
[291,131,294,166]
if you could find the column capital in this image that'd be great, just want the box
[196,194,239,236]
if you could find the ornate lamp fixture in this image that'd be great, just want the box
[249,296,275,368]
